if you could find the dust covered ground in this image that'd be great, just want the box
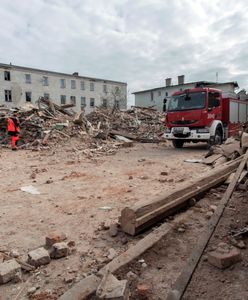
[0,141,208,299]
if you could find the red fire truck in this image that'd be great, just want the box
[164,87,248,148]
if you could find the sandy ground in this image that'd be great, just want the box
[0,142,208,299]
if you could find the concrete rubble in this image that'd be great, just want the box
[28,247,51,267]
[0,100,165,156]
[96,273,129,300]
[0,259,21,284]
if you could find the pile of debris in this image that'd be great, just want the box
[0,99,165,155]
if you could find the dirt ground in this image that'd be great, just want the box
[183,189,248,300]
[0,141,208,299]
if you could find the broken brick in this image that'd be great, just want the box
[50,242,69,259]
[207,243,241,269]
[28,247,51,267]
[45,231,67,247]
[0,259,21,284]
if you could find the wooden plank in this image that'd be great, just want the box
[202,154,223,165]
[121,157,242,235]
[224,170,247,185]
[166,150,248,300]
[99,222,172,277]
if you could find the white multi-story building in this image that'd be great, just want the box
[0,63,127,114]
[133,75,239,111]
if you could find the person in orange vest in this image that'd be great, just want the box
[7,113,20,150]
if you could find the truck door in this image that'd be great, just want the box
[208,92,221,121]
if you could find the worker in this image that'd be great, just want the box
[7,113,20,150]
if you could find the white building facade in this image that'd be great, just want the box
[134,76,239,111]
[0,63,127,114]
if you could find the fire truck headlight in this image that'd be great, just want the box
[197,128,209,133]
[164,128,171,133]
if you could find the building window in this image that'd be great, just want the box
[102,98,108,108]
[44,93,49,99]
[81,97,86,110]
[70,96,76,106]
[43,76,49,86]
[90,98,95,107]
[4,90,12,102]
[4,71,10,81]
[80,81,85,90]
[60,79,66,88]
[61,95,66,105]
[151,91,154,101]
[25,92,32,102]
[71,80,76,89]
[25,74,31,84]
[103,84,107,93]
[158,91,161,96]
[165,91,168,97]
[90,82,94,91]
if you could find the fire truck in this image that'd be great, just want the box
[164,87,248,148]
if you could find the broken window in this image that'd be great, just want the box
[25,74,31,84]
[4,71,10,81]
[43,76,49,86]
[90,98,95,107]
[70,96,76,106]
[44,93,49,100]
[4,90,12,102]
[71,80,76,89]
[90,82,94,91]
[25,92,32,102]
[60,79,66,88]
[61,95,66,105]
[81,97,86,107]
[80,81,85,90]
[103,84,107,93]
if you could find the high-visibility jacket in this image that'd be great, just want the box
[7,118,20,133]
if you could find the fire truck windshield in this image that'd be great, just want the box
[168,92,206,111]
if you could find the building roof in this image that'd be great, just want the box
[132,80,239,94]
[0,63,127,85]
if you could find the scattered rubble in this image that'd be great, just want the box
[50,242,69,259]
[0,259,21,284]
[0,100,165,156]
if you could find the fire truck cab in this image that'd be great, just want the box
[164,87,248,148]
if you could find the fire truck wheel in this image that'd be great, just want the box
[172,140,184,148]
[214,129,222,145]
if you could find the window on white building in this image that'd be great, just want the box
[80,81,85,90]
[90,98,95,107]
[158,91,161,96]
[4,90,12,102]
[151,91,154,101]
[90,82,94,91]
[25,92,32,102]
[61,95,66,105]
[43,76,49,86]
[25,74,31,84]
[44,93,49,99]
[71,80,76,89]
[102,98,108,108]
[103,84,107,93]
[165,91,168,97]
[70,96,76,106]
[4,71,10,81]
[60,79,66,88]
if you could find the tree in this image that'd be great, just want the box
[100,86,126,113]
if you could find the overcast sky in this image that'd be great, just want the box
[1,0,248,103]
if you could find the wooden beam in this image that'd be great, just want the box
[166,150,248,300]
[121,157,242,235]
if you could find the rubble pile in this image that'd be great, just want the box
[0,99,165,155]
